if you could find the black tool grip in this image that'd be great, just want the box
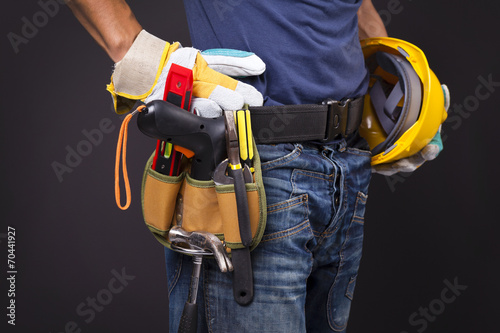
[231,168,253,247]
[178,302,198,333]
[232,248,254,306]
[137,100,227,181]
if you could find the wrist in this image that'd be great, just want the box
[107,30,179,114]
[107,25,142,62]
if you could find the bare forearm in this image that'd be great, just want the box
[66,0,142,62]
[357,0,388,39]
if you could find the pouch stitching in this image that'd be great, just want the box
[146,223,172,233]
[215,184,257,194]
[147,170,185,184]
[186,179,216,189]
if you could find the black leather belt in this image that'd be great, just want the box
[249,98,364,144]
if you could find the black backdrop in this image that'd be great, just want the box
[1,1,499,332]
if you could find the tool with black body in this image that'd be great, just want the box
[223,110,254,306]
[137,100,227,181]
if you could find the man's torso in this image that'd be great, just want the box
[183,0,368,105]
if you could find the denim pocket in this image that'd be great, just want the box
[261,194,310,240]
[259,194,313,286]
[291,168,340,233]
[258,143,301,171]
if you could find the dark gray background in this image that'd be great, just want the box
[1,1,498,332]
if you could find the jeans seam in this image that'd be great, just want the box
[168,252,183,296]
[267,195,306,214]
[294,170,335,182]
[260,220,311,243]
[353,193,367,220]
[319,151,348,236]
[352,217,364,224]
[304,226,315,322]
[262,194,308,243]
[328,261,347,331]
[260,145,302,172]
[328,217,357,331]
[328,259,349,330]
[328,192,366,331]
[345,275,357,301]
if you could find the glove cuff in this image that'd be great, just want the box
[106,30,179,114]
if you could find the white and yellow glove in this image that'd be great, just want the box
[371,130,444,176]
[107,30,265,115]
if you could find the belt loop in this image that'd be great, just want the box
[321,98,351,142]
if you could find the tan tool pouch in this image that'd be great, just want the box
[141,141,266,253]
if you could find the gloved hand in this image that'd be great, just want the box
[371,129,443,176]
[372,84,450,176]
[107,30,265,115]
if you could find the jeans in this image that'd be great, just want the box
[165,136,372,332]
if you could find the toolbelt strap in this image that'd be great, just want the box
[249,97,364,144]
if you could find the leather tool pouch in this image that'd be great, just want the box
[140,141,266,253]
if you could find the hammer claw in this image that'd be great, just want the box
[168,226,233,273]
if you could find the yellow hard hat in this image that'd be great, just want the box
[359,37,448,165]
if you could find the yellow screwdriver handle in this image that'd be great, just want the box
[234,108,254,170]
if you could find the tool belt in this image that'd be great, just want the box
[141,141,266,252]
[250,97,364,144]
[139,97,362,251]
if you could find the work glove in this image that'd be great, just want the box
[107,30,265,116]
[372,84,450,176]
[371,130,443,176]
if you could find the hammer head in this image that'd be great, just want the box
[168,226,233,273]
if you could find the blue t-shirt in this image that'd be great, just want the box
[183,0,368,106]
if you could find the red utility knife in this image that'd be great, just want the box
[151,64,194,175]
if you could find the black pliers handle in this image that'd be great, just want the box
[224,110,254,306]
